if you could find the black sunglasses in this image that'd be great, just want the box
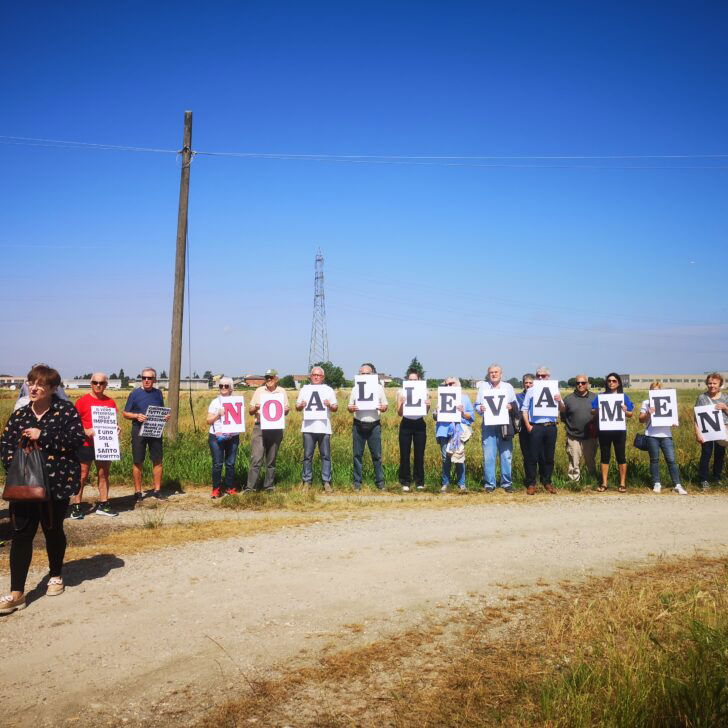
[141,376,155,381]
[91,380,107,385]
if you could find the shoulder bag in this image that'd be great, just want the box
[2,439,50,501]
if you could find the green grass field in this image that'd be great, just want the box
[0,387,717,490]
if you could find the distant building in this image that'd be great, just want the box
[0,376,25,389]
[621,372,728,389]
[134,378,210,391]
[64,379,122,390]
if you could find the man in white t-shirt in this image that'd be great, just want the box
[347,362,388,490]
[295,366,338,492]
[475,364,517,492]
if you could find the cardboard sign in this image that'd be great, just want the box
[216,396,246,434]
[299,385,329,420]
[91,406,121,461]
[260,392,286,430]
[597,393,626,431]
[139,406,171,438]
[694,405,728,443]
[532,380,560,418]
[354,374,380,409]
[402,381,427,417]
[478,388,510,426]
[437,386,462,423]
[649,389,678,427]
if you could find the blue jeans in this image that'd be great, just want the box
[481,425,513,489]
[352,421,384,488]
[208,434,240,489]
[645,436,681,486]
[436,436,465,486]
[302,432,332,483]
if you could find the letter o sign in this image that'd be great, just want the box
[263,399,283,422]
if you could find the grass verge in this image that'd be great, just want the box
[198,553,728,727]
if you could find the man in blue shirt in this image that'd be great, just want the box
[123,368,169,501]
[520,367,562,495]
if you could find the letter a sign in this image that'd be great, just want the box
[532,380,559,418]
[694,405,727,443]
[301,385,328,420]
[217,396,246,434]
[260,392,286,430]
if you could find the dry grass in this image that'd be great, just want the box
[198,553,728,728]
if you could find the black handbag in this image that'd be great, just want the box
[633,433,649,452]
[2,439,50,502]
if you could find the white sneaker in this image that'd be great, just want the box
[402,486,410,492]
[653,483,662,493]
[440,485,448,492]
[674,485,687,495]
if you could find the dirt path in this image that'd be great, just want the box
[2,493,728,727]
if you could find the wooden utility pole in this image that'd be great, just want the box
[167,110,193,440]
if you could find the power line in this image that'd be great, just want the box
[2,134,728,169]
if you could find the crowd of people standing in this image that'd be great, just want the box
[1,362,726,616]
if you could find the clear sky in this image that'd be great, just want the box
[2,1,727,382]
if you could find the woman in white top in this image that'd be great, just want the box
[206,377,240,498]
[639,381,686,495]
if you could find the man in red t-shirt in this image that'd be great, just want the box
[70,373,119,519]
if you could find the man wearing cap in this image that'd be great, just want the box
[245,369,290,491]
[295,365,338,491]
[347,362,388,490]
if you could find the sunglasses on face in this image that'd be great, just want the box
[219,384,231,389]
[576,381,588,385]
[141,376,155,381]
[91,381,107,386]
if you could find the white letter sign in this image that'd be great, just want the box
[300,385,328,420]
[91,406,121,461]
[402,381,427,417]
[532,380,559,418]
[598,393,626,431]
[217,396,246,434]
[139,406,172,438]
[694,405,727,443]
[478,389,510,426]
[649,389,678,427]
[437,386,461,423]
[354,374,379,409]
[260,392,286,430]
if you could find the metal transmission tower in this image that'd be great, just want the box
[308,249,330,371]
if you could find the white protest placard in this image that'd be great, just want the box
[532,380,560,418]
[649,389,678,427]
[260,392,286,430]
[437,386,462,423]
[300,385,329,420]
[694,405,727,443]
[139,406,172,438]
[597,393,626,431]
[91,406,121,461]
[402,380,427,417]
[478,388,510,426]
[354,374,380,409]
[216,396,246,434]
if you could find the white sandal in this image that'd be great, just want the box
[47,577,65,596]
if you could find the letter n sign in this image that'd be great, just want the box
[261,393,286,430]
[218,396,246,434]
[694,405,727,443]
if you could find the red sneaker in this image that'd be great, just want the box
[224,488,237,496]
[211,488,222,499]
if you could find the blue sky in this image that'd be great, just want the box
[1,1,727,382]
